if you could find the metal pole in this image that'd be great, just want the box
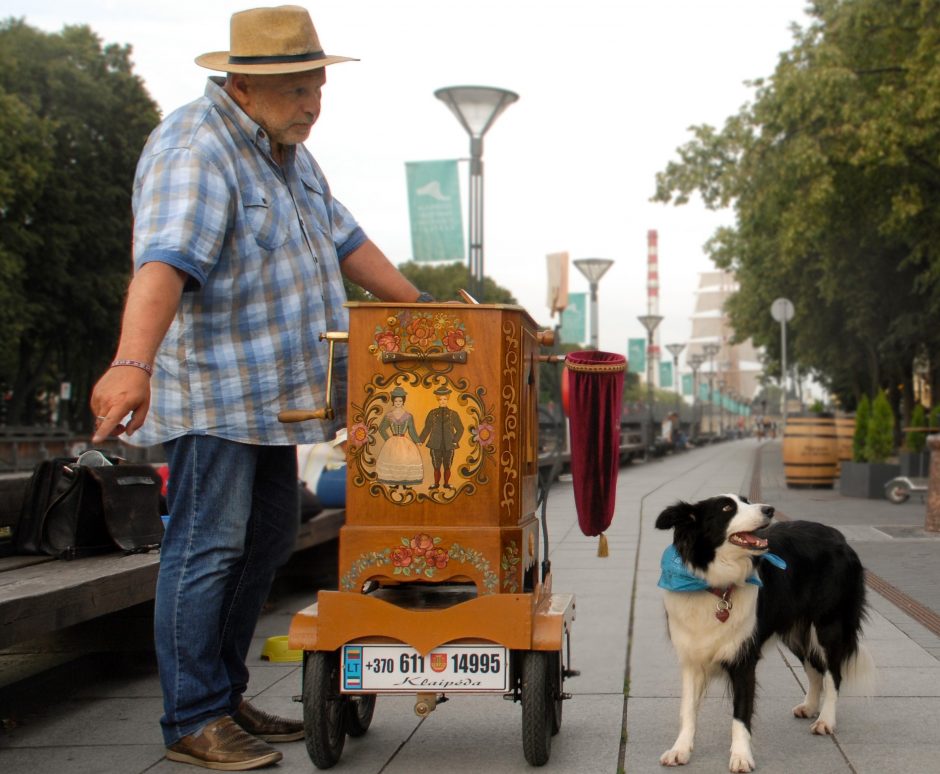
[589,281,599,350]
[647,331,655,452]
[781,316,788,430]
[469,136,484,301]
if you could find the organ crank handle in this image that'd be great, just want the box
[277,331,349,424]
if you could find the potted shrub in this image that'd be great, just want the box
[852,395,871,463]
[840,391,901,498]
[901,404,929,477]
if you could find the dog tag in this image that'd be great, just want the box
[715,597,732,623]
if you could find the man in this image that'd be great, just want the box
[90,6,429,770]
[419,386,464,490]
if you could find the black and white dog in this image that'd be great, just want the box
[655,494,873,772]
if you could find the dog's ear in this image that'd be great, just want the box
[655,501,696,530]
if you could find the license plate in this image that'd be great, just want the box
[341,643,509,693]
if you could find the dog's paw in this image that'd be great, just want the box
[660,747,691,766]
[728,752,755,772]
[792,702,818,719]
[810,717,835,735]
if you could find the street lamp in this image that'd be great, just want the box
[638,314,664,452]
[665,343,685,419]
[574,258,614,349]
[702,342,720,437]
[688,353,704,441]
[770,297,795,430]
[718,379,727,437]
[435,86,519,301]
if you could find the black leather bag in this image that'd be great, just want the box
[14,456,164,560]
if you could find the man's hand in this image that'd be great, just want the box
[90,366,152,443]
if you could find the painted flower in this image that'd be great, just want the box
[391,546,413,567]
[375,331,401,353]
[425,546,448,569]
[410,533,434,557]
[472,422,496,448]
[348,422,369,447]
[442,327,467,352]
[406,316,436,348]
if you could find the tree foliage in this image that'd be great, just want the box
[852,393,870,462]
[865,389,895,463]
[906,402,926,452]
[345,260,517,305]
[0,19,160,427]
[653,0,940,415]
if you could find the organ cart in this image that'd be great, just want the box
[282,301,577,768]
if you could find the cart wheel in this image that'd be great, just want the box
[886,485,910,504]
[521,650,553,766]
[303,651,347,769]
[344,694,376,738]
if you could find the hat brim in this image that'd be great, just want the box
[195,51,358,74]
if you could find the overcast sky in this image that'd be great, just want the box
[8,1,812,361]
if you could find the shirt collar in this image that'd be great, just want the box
[204,77,294,166]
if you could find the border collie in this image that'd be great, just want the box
[655,494,872,772]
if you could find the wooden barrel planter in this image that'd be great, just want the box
[783,416,839,488]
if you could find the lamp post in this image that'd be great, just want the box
[770,297,794,431]
[435,86,519,301]
[574,258,614,350]
[718,379,726,437]
[702,342,720,437]
[665,343,685,420]
[638,314,664,452]
[688,353,704,441]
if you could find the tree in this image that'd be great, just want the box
[906,403,927,453]
[865,390,895,464]
[653,0,940,409]
[0,19,160,428]
[345,261,517,305]
[852,394,871,462]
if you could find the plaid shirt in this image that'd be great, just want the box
[130,78,361,447]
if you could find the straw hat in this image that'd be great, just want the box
[196,5,357,74]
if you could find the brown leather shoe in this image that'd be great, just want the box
[165,716,282,770]
[233,700,305,742]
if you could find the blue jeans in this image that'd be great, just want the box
[156,436,299,745]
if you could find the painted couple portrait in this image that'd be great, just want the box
[376,385,464,491]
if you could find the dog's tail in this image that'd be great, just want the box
[842,644,876,698]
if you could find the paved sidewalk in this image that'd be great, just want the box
[1,439,938,773]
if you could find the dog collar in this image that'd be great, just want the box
[657,544,787,594]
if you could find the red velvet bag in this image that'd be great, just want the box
[564,351,626,555]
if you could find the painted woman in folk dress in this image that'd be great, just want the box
[376,386,424,487]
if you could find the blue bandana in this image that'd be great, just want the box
[657,544,787,592]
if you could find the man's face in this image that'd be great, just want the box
[235,69,326,147]
[437,395,449,408]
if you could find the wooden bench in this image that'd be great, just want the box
[0,473,344,651]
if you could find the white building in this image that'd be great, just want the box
[686,271,763,417]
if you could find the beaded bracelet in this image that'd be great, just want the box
[111,359,154,377]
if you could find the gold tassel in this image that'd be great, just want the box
[597,533,609,557]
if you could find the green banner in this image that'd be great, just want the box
[405,160,463,263]
[682,373,693,396]
[659,361,673,388]
[560,292,586,345]
[628,339,646,374]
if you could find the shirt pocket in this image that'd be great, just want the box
[243,186,290,250]
[300,175,329,237]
